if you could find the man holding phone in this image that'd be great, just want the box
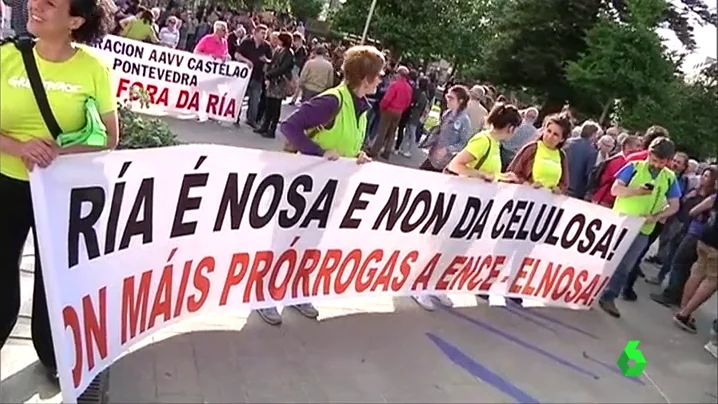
[598,136,682,318]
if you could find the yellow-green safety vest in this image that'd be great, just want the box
[613,160,676,235]
[311,83,368,158]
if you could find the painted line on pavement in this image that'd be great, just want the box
[506,301,600,340]
[442,307,601,380]
[582,351,645,385]
[427,332,540,404]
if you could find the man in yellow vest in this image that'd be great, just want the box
[599,137,681,318]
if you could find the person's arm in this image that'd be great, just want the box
[280,94,340,156]
[379,82,397,110]
[297,61,309,86]
[193,35,208,54]
[689,194,716,217]
[506,142,536,184]
[557,150,570,194]
[1,133,56,168]
[611,163,651,197]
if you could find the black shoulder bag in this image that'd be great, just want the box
[14,37,63,138]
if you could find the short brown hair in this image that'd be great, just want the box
[486,103,521,130]
[643,125,669,148]
[648,136,675,160]
[342,46,385,89]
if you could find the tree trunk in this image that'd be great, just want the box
[598,98,614,126]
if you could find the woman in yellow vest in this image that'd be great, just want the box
[406,103,523,311]
[598,137,681,318]
[250,45,385,327]
[0,0,119,383]
[446,102,522,181]
[506,112,573,194]
[119,7,159,44]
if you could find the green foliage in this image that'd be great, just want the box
[619,79,718,159]
[117,89,180,150]
[289,0,323,22]
[565,0,676,121]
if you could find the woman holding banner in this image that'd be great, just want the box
[0,0,118,383]
[506,112,573,194]
[253,45,384,326]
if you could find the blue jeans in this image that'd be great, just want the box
[601,233,650,302]
[245,79,263,124]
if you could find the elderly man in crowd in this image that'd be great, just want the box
[296,45,335,102]
[595,134,616,165]
[500,107,538,170]
[466,85,488,133]
[564,120,601,199]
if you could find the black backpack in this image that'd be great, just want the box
[586,154,619,195]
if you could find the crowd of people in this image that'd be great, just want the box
[279,51,718,359]
[0,0,716,391]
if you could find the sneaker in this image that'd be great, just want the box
[645,276,663,285]
[622,288,638,302]
[257,307,283,326]
[292,303,319,319]
[400,151,412,158]
[650,292,679,308]
[599,299,621,318]
[412,295,436,311]
[705,341,718,359]
[673,313,697,334]
[432,293,454,308]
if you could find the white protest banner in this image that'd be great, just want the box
[90,35,251,121]
[29,145,642,403]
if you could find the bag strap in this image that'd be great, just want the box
[473,134,492,170]
[15,38,63,138]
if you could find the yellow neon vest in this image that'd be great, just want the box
[311,83,368,158]
[613,160,675,235]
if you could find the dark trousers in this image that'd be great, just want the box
[261,97,283,135]
[394,108,412,151]
[0,174,56,369]
[624,222,664,292]
[257,82,267,124]
[662,234,699,302]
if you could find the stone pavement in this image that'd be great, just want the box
[2,109,717,403]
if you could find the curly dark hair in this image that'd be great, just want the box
[70,0,117,45]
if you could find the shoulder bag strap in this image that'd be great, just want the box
[15,38,63,138]
[473,134,492,170]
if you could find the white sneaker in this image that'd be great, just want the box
[432,293,454,308]
[412,294,436,311]
[705,341,718,359]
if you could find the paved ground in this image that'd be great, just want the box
[2,108,717,404]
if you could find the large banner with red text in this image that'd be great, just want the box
[29,145,643,403]
[90,35,251,122]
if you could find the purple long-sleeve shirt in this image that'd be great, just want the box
[280,92,371,156]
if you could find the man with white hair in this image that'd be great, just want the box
[595,134,616,166]
[466,85,488,133]
[686,159,700,191]
[500,106,538,169]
